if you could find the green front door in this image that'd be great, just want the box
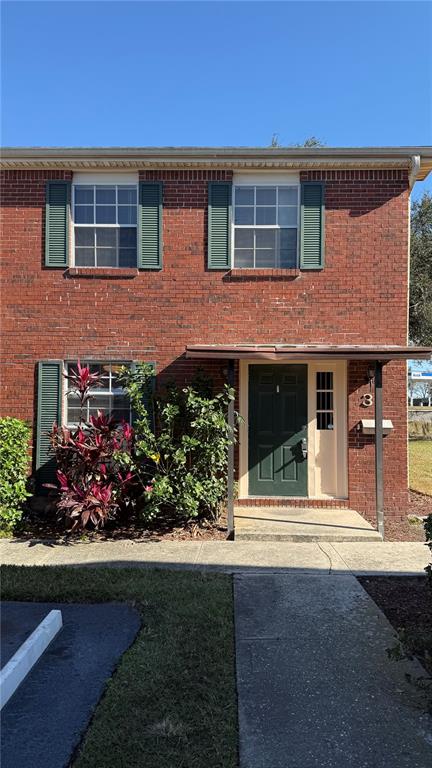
[248,365,308,497]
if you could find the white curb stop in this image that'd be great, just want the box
[0,609,63,709]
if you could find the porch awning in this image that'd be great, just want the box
[185,344,432,361]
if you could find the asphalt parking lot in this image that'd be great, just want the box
[1,601,140,768]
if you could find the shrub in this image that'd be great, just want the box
[120,364,237,524]
[49,416,137,531]
[0,417,31,534]
[47,362,138,531]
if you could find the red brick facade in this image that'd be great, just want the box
[0,167,410,519]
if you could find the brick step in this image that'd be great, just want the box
[236,498,349,509]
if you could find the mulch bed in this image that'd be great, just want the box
[408,489,432,517]
[16,526,228,543]
[15,506,229,542]
[358,575,432,679]
[378,490,431,542]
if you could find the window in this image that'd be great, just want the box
[233,185,299,268]
[316,372,334,430]
[73,185,138,267]
[66,362,131,425]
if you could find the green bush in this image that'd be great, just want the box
[0,417,32,534]
[120,365,238,525]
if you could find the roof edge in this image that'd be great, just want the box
[1,146,431,179]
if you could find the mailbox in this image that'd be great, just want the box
[358,419,394,436]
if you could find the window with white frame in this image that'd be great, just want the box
[233,185,299,268]
[66,362,131,425]
[73,185,138,267]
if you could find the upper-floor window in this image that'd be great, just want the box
[233,185,299,268]
[73,185,138,268]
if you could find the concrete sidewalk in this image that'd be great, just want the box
[0,538,429,575]
[235,573,432,768]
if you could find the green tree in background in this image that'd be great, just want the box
[300,136,325,147]
[410,193,432,345]
[269,135,325,148]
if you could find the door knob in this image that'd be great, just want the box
[301,437,308,459]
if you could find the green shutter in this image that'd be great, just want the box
[138,183,162,269]
[45,181,70,267]
[36,361,63,489]
[300,182,325,269]
[208,182,232,269]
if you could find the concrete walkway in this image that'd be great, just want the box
[0,538,429,575]
[235,573,432,768]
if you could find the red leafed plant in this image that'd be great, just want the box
[47,361,137,531]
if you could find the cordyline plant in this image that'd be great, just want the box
[47,361,137,531]
[119,364,238,524]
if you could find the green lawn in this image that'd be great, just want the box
[1,565,238,768]
[409,440,432,496]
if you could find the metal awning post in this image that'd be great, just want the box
[374,360,384,538]
[227,358,235,538]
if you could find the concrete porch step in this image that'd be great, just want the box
[234,506,382,542]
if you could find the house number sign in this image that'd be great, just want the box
[361,393,374,407]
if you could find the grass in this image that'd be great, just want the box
[1,565,238,768]
[409,440,432,496]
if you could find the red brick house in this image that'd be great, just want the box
[1,146,431,536]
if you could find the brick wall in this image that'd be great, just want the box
[0,167,410,518]
[348,360,408,520]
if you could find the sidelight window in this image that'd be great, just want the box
[316,371,334,430]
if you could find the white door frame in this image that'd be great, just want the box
[238,359,348,500]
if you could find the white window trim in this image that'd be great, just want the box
[71,181,138,268]
[233,172,299,186]
[231,182,301,269]
[73,172,139,185]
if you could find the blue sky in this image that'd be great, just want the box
[1,1,431,198]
